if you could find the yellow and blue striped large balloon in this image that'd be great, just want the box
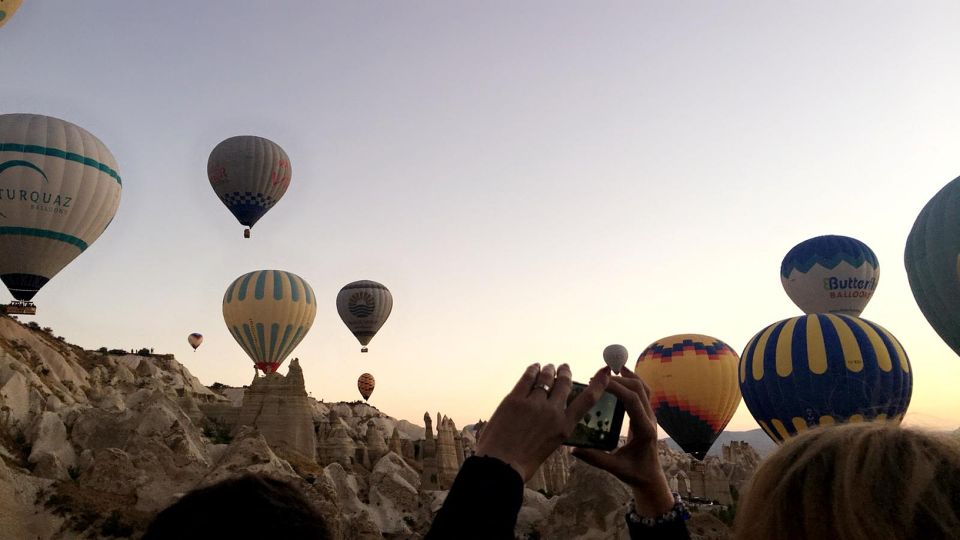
[222,270,316,374]
[739,314,912,444]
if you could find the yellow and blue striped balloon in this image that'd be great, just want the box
[739,314,912,444]
[222,270,316,374]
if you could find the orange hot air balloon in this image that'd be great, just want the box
[635,334,741,460]
[357,373,375,401]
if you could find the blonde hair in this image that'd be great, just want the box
[734,422,960,540]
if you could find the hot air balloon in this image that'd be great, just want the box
[187,333,203,351]
[603,344,628,374]
[635,334,741,460]
[0,114,122,313]
[208,136,290,238]
[739,314,912,444]
[223,270,316,374]
[0,0,21,28]
[905,176,960,357]
[357,373,375,401]
[781,235,879,316]
[336,280,392,353]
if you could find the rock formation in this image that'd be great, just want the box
[0,315,760,539]
[233,358,316,462]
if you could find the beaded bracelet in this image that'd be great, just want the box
[625,492,690,527]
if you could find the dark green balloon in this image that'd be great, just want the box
[904,175,960,356]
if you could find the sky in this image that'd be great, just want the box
[2,1,959,434]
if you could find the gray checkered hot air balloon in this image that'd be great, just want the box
[207,135,291,238]
[336,280,393,353]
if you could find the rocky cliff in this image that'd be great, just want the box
[0,315,757,539]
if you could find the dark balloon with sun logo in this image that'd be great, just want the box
[336,280,393,352]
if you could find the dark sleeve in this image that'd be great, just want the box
[425,456,524,540]
[626,514,692,540]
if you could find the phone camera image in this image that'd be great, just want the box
[562,382,625,450]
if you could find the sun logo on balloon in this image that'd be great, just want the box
[348,292,376,318]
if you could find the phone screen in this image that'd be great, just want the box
[562,382,625,451]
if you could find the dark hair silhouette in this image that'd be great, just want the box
[143,474,331,540]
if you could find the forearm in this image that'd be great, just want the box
[425,456,524,539]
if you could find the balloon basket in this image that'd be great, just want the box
[243,228,251,239]
[1,301,37,316]
[361,347,368,353]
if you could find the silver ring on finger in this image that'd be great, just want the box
[533,383,551,394]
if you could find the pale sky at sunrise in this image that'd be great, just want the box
[2,1,959,435]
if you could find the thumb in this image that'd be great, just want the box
[572,448,619,473]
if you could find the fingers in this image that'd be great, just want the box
[616,367,656,420]
[548,364,573,404]
[606,379,652,433]
[529,364,556,399]
[509,363,540,399]
[565,367,610,425]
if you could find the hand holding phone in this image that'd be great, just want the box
[562,382,625,451]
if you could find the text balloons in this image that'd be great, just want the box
[223,270,316,374]
[603,344,628,374]
[358,373,375,401]
[781,235,879,316]
[635,334,741,460]
[336,280,392,353]
[905,175,960,357]
[0,0,21,28]
[208,136,290,238]
[187,333,203,351]
[0,114,122,303]
[739,314,912,444]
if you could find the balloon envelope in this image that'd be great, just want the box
[602,344,628,374]
[905,176,960,357]
[207,136,290,232]
[0,0,22,28]
[635,334,741,460]
[357,373,375,401]
[187,333,203,350]
[223,270,316,374]
[781,235,879,316]
[336,280,392,352]
[739,314,912,444]
[0,114,122,301]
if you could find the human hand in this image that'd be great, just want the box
[571,366,675,516]
[476,363,610,482]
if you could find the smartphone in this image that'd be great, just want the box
[562,382,625,451]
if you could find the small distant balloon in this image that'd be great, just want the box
[781,235,879,316]
[0,0,22,28]
[603,344,628,374]
[187,333,203,351]
[336,280,393,353]
[208,136,291,238]
[357,373,375,401]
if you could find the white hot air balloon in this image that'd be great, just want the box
[0,114,122,311]
[207,136,291,238]
[336,280,393,353]
[603,344,629,374]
